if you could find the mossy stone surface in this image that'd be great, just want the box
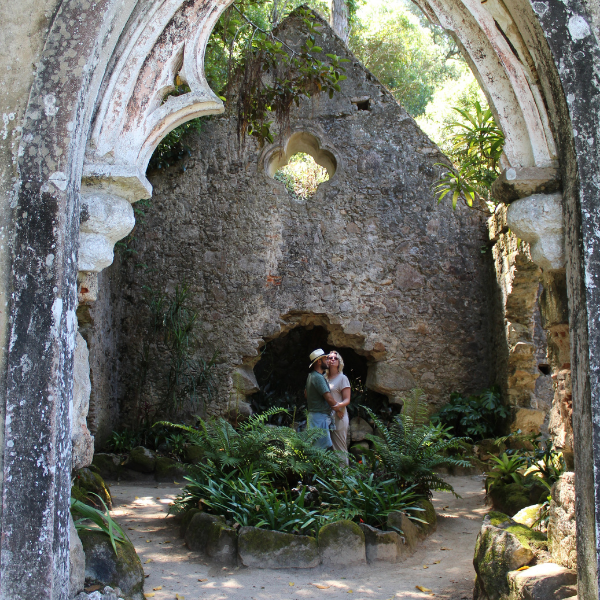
[318,520,366,566]
[92,453,124,480]
[79,530,144,600]
[387,511,419,552]
[73,467,112,508]
[417,499,437,536]
[127,446,156,474]
[185,512,237,565]
[359,523,401,563]
[473,514,539,600]
[489,482,532,516]
[180,508,201,538]
[154,456,187,482]
[185,512,225,552]
[238,527,319,568]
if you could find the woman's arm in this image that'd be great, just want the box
[339,387,351,407]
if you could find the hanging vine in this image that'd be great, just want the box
[230,7,349,145]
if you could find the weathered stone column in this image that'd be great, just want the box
[532,3,600,597]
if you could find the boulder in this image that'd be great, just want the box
[185,512,237,565]
[179,508,201,538]
[238,526,319,568]
[226,400,253,423]
[92,454,124,480]
[488,482,532,517]
[512,505,543,529]
[232,366,259,395]
[416,499,437,536]
[70,513,86,598]
[154,456,186,482]
[73,332,95,470]
[349,441,370,457]
[359,523,402,563]
[387,511,420,553]
[473,512,546,600]
[184,445,205,464]
[349,417,373,442]
[507,562,577,600]
[365,362,416,400]
[127,447,156,474]
[79,530,144,600]
[73,468,112,509]
[318,520,366,566]
[548,472,577,570]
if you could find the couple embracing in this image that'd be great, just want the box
[305,348,351,465]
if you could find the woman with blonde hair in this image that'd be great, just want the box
[327,350,351,465]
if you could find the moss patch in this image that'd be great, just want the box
[488,511,510,527]
[73,468,112,508]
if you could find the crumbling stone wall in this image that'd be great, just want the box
[100,12,494,424]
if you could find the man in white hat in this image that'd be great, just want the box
[305,349,340,449]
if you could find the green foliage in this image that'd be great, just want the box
[485,453,528,491]
[147,117,204,172]
[233,8,349,145]
[316,473,424,529]
[180,469,325,534]
[140,283,217,415]
[431,387,508,441]
[349,6,463,117]
[363,405,471,498]
[71,494,129,555]
[158,408,338,481]
[168,403,468,533]
[274,152,329,199]
[433,100,504,210]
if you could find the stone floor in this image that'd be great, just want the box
[109,474,488,600]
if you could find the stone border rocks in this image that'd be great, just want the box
[178,507,438,568]
[473,511,577,600]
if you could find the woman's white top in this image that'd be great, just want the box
[328,373,351,404]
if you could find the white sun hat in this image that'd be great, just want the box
[309,348,327,368]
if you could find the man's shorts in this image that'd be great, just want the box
[307,412,333,449]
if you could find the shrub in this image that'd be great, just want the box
[363,405,471,498]
[431,387,508,440]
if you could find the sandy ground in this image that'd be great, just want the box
[109,474,487,600]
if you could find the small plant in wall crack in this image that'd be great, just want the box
[136,283,218,417]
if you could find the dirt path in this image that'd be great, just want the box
[109,474,487,600]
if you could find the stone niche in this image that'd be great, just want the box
[99,11,494,423]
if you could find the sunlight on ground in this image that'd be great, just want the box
[107,476,483,600]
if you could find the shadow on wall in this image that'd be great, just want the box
[247,324,394,427]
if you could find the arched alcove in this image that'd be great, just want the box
[251,324,393,428]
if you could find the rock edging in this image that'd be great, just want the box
[180,507,437,568]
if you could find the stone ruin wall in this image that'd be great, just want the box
[488,204,573,463]
[86,13,495,436]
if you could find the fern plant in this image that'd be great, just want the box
[364,405,471,498]
[158,408,338,480]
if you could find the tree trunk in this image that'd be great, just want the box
[330,0,350,44]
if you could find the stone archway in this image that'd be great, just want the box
[3,1,600,599]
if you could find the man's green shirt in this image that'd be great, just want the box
[306,370,331,413]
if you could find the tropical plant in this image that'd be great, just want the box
[71,494,129,555]
[363,405,471,498]
[316,472,425,529]
[433,100,504,210]
[485,453,528,492]
[431,387,508,441]
[105,428,140,453]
